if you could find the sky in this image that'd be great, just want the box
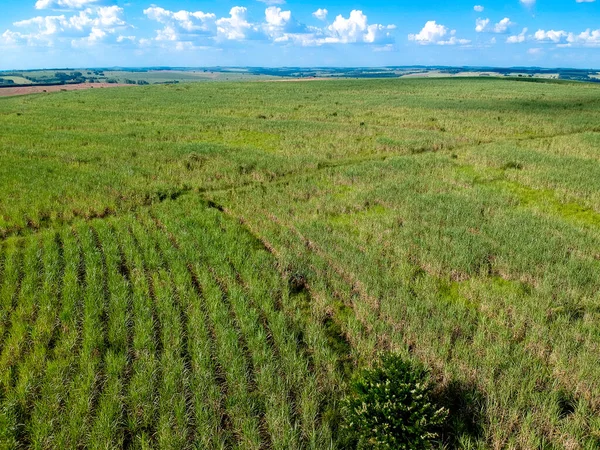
[0,0,599,70]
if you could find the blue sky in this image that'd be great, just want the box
[0,0,599,70]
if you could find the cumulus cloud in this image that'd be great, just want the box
[265,6,291,28]
[263,6,307,40]
[475,18,489,32]
[504,27,600,47]
[267,9,395,46]
[215,7,261,41]
[144,7,216,29]
[520,0,536,6]
[1,30,23,46]
[143,6,216,42]
[325,10,395,44]
[493,18,513,33]
[2,4,397,51]
[506,28,527,43]
[313,9,328,20]
[142,6,394,49]
[573,29,600,46]
[409,21,470,45]
[534,29,568,43]
[143,5,264,46]
[533,28,600,46]
[474,5,484,12]
[35,0,106,10]
[4,5,130,46]
[476,17,514,33]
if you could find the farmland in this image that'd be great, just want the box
[2,66,599,90]
[1,78,600,448]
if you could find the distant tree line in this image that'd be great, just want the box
[124,79,150,85]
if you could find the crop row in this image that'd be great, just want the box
[0,201,354,449]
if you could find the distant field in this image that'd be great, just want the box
[2,66,597,86]
[403,71,560,79]
[1,78,600,448]
[0,76,33,84]
[101,70,278,84]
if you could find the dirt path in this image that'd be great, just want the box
[0,83,131,98]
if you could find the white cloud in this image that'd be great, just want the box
[409,21,447,43]
[498,27,600,47]
[312,9,328,21]
[265,6,291,28]
[572,29,600,46]
[576,0,595,2]
[269,10,395,46]
[216,7,259,41]
[476,17,514,33]
[528,47,542,54]
[533,28,600,47]
[534,29,568,43]
[117,35,135,43]
[409,21,470,45]
[263,6,307,38]
[5,5,129,47]
[1,30,24,46]
[520,0,536,6]
[143,6,216,35]
[475,18,489,32]
[93,5,126,28]
[373,43,394,52]
[506,28,527,43]
[474,5,484,12]
[35,0,104,10]
[493,18,513,33]
[143,5,262,46]
[325,10,395,44]
[141,5,395,50]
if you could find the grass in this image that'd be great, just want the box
[1,77,600,448]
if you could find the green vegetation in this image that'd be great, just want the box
[343,354,447,449]
[0,68,278,88]
[1,77,600,448]
[2,66,598,89]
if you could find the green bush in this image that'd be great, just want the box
[343,354,447,449]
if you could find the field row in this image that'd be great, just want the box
[0,202,355,449]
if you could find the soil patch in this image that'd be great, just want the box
[0,83,132,98]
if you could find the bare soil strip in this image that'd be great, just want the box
[0,83,131,98]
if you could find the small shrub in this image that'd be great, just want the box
[287,270,307,294]
[343,354,447,449]
[502,161,523,170]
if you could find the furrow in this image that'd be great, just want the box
[87,221,131,449]
[145,212,233,448]
[115,219,159,448]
